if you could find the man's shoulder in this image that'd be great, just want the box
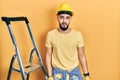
[72,29,82,35]
[47,29,57,35]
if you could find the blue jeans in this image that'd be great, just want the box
[52,67,83,80]
[54,76,80,80]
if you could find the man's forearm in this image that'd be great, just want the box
[78,47,89,74]
[46,53,52,76]
[46,47,53,77]
[46,63,52,76]
[79,55,89,74]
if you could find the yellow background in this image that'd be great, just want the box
[0,0,120,80]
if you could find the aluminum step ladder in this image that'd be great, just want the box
[1,17,48,80]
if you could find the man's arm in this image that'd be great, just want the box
[77,46,89,74]
[45,47,53,77]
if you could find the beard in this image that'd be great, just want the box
[59,22,69,31]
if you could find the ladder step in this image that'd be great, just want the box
[13,63,42,74]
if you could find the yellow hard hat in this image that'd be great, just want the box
[56,3,73,16]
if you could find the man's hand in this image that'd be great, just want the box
[48,76,54,80]
[83,73,91,80]
[84,76,91,80]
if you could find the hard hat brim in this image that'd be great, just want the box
[57,10,73,16]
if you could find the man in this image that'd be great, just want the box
[45,3,91,80]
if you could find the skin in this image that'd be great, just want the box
[46,14,89,77]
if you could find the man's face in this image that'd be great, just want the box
[57,14,72,31]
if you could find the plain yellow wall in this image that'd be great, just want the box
[0,0,120,80]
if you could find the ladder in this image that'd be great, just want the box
[1,17,48,80]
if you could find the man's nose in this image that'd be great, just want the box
[63,18,67,22]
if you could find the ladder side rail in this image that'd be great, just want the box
[7,24,26,80]
[26,23,48,80]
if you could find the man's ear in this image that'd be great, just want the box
[57,15,59,21]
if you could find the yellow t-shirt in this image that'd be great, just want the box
[45,29,84,71]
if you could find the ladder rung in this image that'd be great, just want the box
[12,63,42,74]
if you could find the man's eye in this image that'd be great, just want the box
[66,17,70,19]
[60,16,64,19]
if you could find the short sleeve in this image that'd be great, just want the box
[45,32,52,47]
[77,32,84,47]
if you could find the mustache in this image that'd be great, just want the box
[62,22,67,25]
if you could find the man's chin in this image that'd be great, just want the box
[60,27,68,31]
[59,24,69,31]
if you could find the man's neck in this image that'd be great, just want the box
[57,28,71,34]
